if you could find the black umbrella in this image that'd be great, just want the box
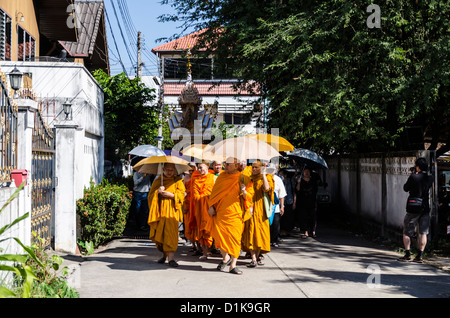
[284,148,328,170]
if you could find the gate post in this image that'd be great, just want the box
[54,121,82,254]
[15,100,36,247]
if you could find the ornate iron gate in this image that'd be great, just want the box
[31,109,55,248]
[0,78,17,184]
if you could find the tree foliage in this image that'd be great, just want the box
[160,0,450,155]
[93,70,159,160]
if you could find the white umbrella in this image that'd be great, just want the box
[211,136,281,162]
[129,145,165,158]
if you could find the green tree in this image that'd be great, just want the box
[160,0,450,155]
[93,70,160,160]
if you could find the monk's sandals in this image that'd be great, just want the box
[217,258,231,270]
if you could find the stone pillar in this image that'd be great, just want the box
[15,100,37,247]
[54,120,82,254]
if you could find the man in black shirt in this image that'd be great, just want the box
[295,168,320,238]
[398,157,434,263]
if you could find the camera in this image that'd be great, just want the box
[409,166,416,173]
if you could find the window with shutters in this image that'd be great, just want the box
[0,9,12,61]
[17,25,35,61]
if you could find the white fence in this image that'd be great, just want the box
[326,151,438,238]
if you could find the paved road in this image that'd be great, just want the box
[63,222,450,303]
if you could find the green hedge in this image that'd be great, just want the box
[76,179,132,248]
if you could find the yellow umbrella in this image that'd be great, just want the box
[181,143,226,163]
[133,156,191,185]
[248,133,294,152]
[211,136,281,162]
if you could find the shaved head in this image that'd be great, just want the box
[163,163,176,177]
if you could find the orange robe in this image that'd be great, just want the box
[187,170,201,242]
[183,177,196,243]
[147,175,185,253]
[241,167,274,255]
[208,172,253,258]
[193,172,215,247]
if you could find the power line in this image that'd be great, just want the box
[104,6,128,76]
[105,0,169,76]
[115,0,159,73]
[117,0,138,58]
[110,0,136,69]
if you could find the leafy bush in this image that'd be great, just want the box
[1,183,77,298]
[24,233,79,298]
[76,179,132,248]
[77,240,94,256]
[0,182,36,298]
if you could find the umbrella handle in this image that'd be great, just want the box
[299,164,306,180]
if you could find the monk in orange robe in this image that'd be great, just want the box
[210,161,223,180]
[183,165,198,247]
[147,163,186,267]
[208,158,253,275]
[241,161,274,268]
[192,161,215,260]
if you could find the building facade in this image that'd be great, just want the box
[151,29,262,144]
[0,0,107,256]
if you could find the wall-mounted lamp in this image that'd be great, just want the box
[63,100,72,120]
[16,11,25,23]
[9,65,23,99]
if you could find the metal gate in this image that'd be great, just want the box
[0,78,17,184]
[31,109,55,248]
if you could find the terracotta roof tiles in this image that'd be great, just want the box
[151,29,207,53]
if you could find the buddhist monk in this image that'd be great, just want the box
[210,161,223,181]
[208,158,253,275]
[241,161,274,268]
[183,164,199,251]
[147,163,186,267]
[192,161,215,260]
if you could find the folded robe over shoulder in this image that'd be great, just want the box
[208,172,251,258]
[241,168,274,255]
[147,175,185,253]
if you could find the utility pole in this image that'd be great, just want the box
[157,52,164,149]
[137,31,143,80]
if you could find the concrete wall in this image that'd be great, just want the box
[0,61,105,254]
[0,186,28,286]
[326,151,435,235]
[0,99,34,287]
[1,61,105,190]
[0,187,29,254]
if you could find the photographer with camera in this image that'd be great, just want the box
[398,157,434,263]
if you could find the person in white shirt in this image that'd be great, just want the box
[271,171,287,247]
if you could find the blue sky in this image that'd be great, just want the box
[103,0,195,76]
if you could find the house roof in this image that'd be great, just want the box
[164,81,258,96]
[35,0,78,42]
[57,1,109,73]
[151,29,208,54]
[58,1,104,57]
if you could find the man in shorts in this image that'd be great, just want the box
[398,158,434,263]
